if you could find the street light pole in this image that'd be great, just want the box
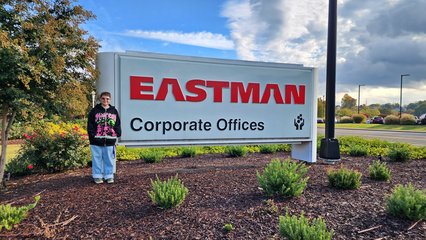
[358,84,365,114]
[319,0,340,162]
[91,90,96,108]
[400,74,410,119]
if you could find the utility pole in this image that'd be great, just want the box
[400,74,409,119]
[358,85,365,114]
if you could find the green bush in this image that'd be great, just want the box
[0,196,40,231]
[3,121,34,140]
[147,174,189,209]
[336,136,426,160]
[223,223,233,233]
[6,159,33,177]
[9,123,89,174]
[279,211,334,240]
[384,115,400,125]
[327,167,362,189]
[400,114,416,125]
[348,145,368,157]
[386,183,426,220]
[225,146,247,157]
[257,158,309,197]
[180,147,197,158]
[277,144,292,152]
[340,116,353,123]
[140,151,165,163]
[388,146,410,162]
[352,114,365,123]
[116,146,141,161]
[369,160,391,181]
[259,144,278,154]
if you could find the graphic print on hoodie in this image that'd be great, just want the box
[95,112,118,139]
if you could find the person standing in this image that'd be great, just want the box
[87,92,121,184]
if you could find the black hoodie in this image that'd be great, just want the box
[87,103,122,146]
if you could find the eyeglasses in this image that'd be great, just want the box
[101,97,110,100]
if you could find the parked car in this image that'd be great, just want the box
[420,113,426,125]
[317,118,325,123]
[372,116,384,124]
[415,116,420,124]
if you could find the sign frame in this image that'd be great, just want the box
[96,51,318,162]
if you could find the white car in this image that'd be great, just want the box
[420,113,426,125]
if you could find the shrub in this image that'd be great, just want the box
[386,183,426,220]
[147,174,189,209]
[340,116,353,123]
[279,211,334,240]
[9,122,89,174]
[225,146,247,157]
[6,159,34,177]
[277,144,292,152]
[223,223,233,233]
[0,196,40,231]
[327,167,362,189]
[180,147,197,158]
[388,146,410,162]
[384,115,400,125]
[348,145,368,157]
[141,151,164,163]
[336,136,426,160]
[369,160,391,181]
[400,114,416,125]
[116,146,141,161]
[259,144,278,154]
[257,158,309,197]
[352,114,365,123]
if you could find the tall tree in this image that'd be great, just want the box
[0,0,99,186]
[379,103,399,115]
[317,97,326,118]
[341,94,356,109]
[414,101,426,116]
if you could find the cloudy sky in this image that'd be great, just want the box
[79,0,426,106]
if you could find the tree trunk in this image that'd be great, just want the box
[0,104,16,187]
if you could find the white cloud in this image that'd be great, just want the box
[123,30,234,50]
[222,0,328,66]
[222,0,426,104]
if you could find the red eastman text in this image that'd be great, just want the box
[130,76,305,104]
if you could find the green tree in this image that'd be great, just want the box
[341,94,356,109]
[0,0,99,186]
[336,108,354,118]
[317,97,325,118]
[55,80,90,119]
[360,106,380,118]
[379,103,399,116]
[413,101,426,116]
[368,103,381,110]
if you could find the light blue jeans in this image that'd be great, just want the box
[90,145,116,179]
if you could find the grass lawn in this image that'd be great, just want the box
[0,144,21,162]
[318,123,426,132]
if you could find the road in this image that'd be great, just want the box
[317,127,426,147]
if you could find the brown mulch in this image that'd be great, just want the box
[0,152,425,239]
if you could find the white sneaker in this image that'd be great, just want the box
[106,178,114,184]
[94,178,103,184]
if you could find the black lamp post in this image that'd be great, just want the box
[319,0,340,162]
[400,74,409,119]
[357,84,365,114]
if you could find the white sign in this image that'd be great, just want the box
[97,51,317,162]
